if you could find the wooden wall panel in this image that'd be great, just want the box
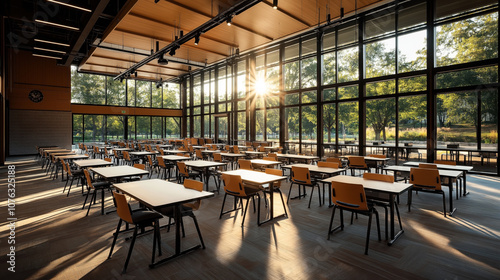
[71,104,183,117]
[9,110,72,155]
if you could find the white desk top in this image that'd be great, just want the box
[250,159,282,166]
[91,165,149,179]
[161,155,191,161]
[184,160,227,168]
[384,165,463,178]
[276,154,319,160]
[403,161,473,172]
[222,169,286,186]
[321,175,412,195]
[74,159,114,168]
[282,163,346,174]
[113,179,214,209]
[163,150,190,154]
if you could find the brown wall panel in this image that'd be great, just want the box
[9,83,71,111]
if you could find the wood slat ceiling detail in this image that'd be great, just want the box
[79,0,383,81]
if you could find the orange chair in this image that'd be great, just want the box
[177,161,202,183]
[328,181,381,255]
[318,161,340,169]
[220,174,261,226]
[238,159,253,170]
[409,168,447,217]
[82,169,112,216]
[288,166,322,208]
[264,168,288,217]
[326,157,343,168]
[348,156,369,176]
[62,160,84,197]
[432,161,462,199]
[157,156,173,180]
[108,191,162,274]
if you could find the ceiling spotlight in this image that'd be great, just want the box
[154,0,160,3]
[169,46,178,56]
[273,0,278,9]
[158,53,168,65]
[226,16,232,26]
[194,34,200,45]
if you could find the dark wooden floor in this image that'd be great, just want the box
[1,156,499,280]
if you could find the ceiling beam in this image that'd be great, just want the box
[79,0,140,68]
[83,62,177,78]
[62,0,111,66]
[90,54,189,73]
[113,27,228,57]
[128,12,239,48]
[164,0,273,41]
[261,1,311,27]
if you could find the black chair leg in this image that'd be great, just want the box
[108,219,123,259]
[123,225,138,274]
[191,214,205,249]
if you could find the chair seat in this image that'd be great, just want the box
[93,181,112,189]
[131,209,163,224]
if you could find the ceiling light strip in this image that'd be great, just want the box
[34,39,70,47]
[35,19,79,31]
[33,53,62,60]
[46,0,92,12]
[33,47,66,54]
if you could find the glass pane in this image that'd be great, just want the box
[267,50,280,65]
[256,96,264,109]
[337,47,359,82]
[256,110,265,141]
[165,117,180,138]
[219,103,226,112]
[323,88,336,101]
[322,52,336,85]
[186,79,190,108]
[107,77,126,106]
[163,83,180,109]
[204,105,210,114]
[437,92,478,145]
[338,85,358,100]
[285,107,300,142]
[267,95,280,108]
[285,43,299,61]
[366,98,396,144]
[399,95,427,146]
[481,90,498,147]
[302,91,317,104]
[398,30,426,73]
[217,117,228,142]
[285,93,299,105]
[284,61,300,91]
[204,115,210,137]
[72,114,83,143]
[267,65,280,93]
[323,104,336,143]
[238,111,246,140]
[193,107,201,115]
[218,67,226,101]
[204,71,210,103]
[193,116,201,137]
[256,54,265,70]
[71,70,105,105]
[302,105,317,145]
[302,38,317,56]
[193,75,201,106]
[238,60,246,74]
[436,0,497,20]
[238,100,246,110]
[128,116,135,140]
[152,85,162,108]
[398,1,426,30]
[136,80,151,107]
[301,57,317,88]
[338,102,359,144]
[365,12,395,39]
[84,115,104,142]
[210,70,216,103]
[338,24,358,47]
[267,108,279,143]
[365,38,396,78]
[323,31,335,51]
[152,117,162,138]
[136,116,151,139]
[399,75,427,93]
[366,80,395,97]
[127,80,135,107]
[436,13,498,67]
[436,66,498,89]
[107,115,125,141]
[237,74,246,98]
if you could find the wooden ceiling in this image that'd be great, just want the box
[79,0,383,82]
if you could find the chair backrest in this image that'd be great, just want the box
[177,161,189,176]
[410,168,442,191]
[147,155,154,166]
[113,191,133,224]
[183,179,203,210]
[291,166,312,185]
[60,158,68,173]
[238,159,252,170]
[331,181,369,211]
[211,145,217,150]
[265,168,282,187]
[318,161,339,168]
[259,146,266,152]
[221,174,248,196]
[213,153,222,162]
[348,156,367,168]
[199,139,205,145]
[434,160,456,166]
[267,153,278,160]
[262,157,275,161]
[246,141,252,147]
[224,145,230,152]
[133,163,146,170]
[157,156,167,168]
[64,161,74,176]
[196,149,203,159]
[367,154,386,159]
[419,163,437,169]
[104,157,112,163]
[206,139,213,144]
[363,172,394,182]
[233,146,240,154]
[83,169,95,190]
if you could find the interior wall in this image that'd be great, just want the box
[6,49,72,155]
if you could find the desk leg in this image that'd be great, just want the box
[258,182,287,226]
[388,194,404,245]
[449,180,456,216]
[462,171,469,196]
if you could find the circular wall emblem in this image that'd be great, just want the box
[28,90,44,103]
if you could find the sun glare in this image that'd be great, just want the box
[255,77,268,96]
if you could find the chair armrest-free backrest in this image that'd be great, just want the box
[410,168,442,190]
[363,172,394,182]
[331,181,369,211]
